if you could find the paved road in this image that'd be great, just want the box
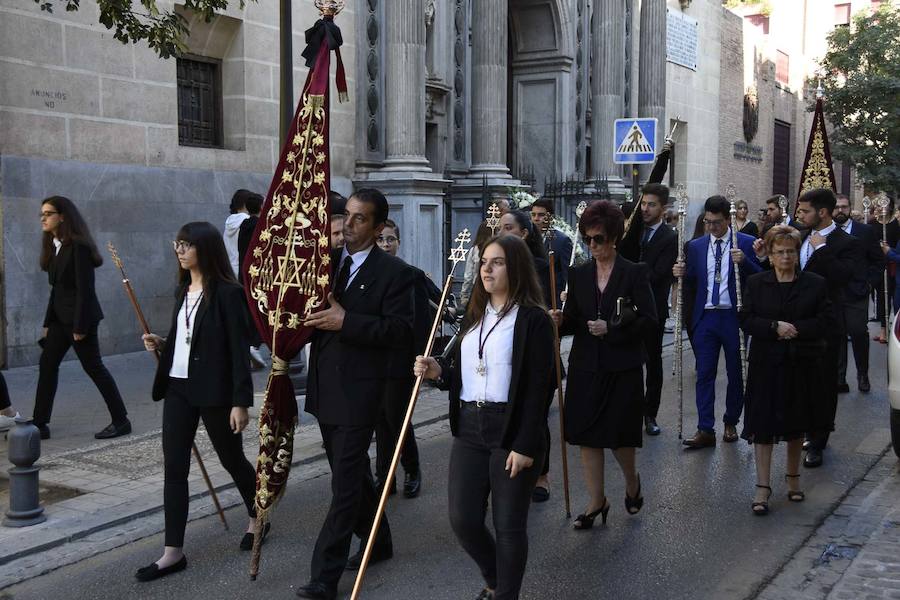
[5,337,892,600]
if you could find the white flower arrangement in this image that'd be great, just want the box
[551,215,588,264]
[508,189,538,210]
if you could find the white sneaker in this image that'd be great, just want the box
[0,413,21,432]
[249,346,267,369]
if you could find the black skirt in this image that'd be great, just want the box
[563,367,644,449]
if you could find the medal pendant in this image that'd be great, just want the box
[476,359,486,376]
[715,273,722,284]
[185,334,191,346]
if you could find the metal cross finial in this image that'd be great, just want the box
[486,203,502,235]
[315,0,345,16]
[449,229,472,271]
[724,184,737,203]
[878,192,891,215]
[676,184,688,217]
[778,195,787,213]
[575,201,588,219]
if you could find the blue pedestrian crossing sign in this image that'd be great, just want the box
[614,118,657,164]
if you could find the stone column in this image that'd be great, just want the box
[591,0,625,184]
[469,0,510,178]
[383,0,430,171]
[639,0,667,181]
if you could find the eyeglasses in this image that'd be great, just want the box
[172,240,193,253]
[40,211,59,219]
[582,233,608,246]
[377,235,399,244]
[771,249,798,257]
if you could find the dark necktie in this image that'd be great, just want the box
[640,226,653,260]
[711,239,723,306]
[334,256,352,300]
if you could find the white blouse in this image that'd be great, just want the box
[459,303,519,403]
[168,290,203,379]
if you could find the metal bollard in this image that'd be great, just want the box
[4,418,46,527]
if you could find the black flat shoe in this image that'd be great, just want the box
[573,498,610,530]
[33,423,50,440]
[135,556,187,582]
[95,419,132,440]
[644,417,661,436]
[859,374,871,393]
[295,581,336,599]
[531,485,550,503]
[837,382,851,394]
[403,470,421,498]
[240,521,271,551]
[625,475,644,515]
[752,485,772,516]
[804,449,824,469]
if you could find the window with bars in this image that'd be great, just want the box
[177,56,223,148]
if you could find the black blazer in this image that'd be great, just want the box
[152,281,253,407]
[43,241,104,334]
[559,255,657,372]
[237,215,259,283]
[387,265,441,379]
[801,226,863,336]
[739,270,833,364]
[306,246,415,426]
[639,224,677,322]
[438,305,554,459]
[544,230,573,306]
[740,221,760,238]
[845,220,885,295]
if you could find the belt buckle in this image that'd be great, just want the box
[475,400,486,408]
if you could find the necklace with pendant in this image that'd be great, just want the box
[184,291,203,345]
[477,306,508,377]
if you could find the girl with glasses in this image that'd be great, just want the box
[137,222,260,581]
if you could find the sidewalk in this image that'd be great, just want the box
[0,350,452,587]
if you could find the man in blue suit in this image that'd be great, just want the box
[673,195,762,448]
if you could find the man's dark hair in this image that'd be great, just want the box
[532,198,554,214]
[245,192,263,216]
[704,195,731,219]
[765,195,784,208]
[349,188,389,225]
[798,188,837,214]
[836,193,850,203]
[641,183,670,205]
[329,191,347,219]
[229,189,253,214]
[383,218,400,240]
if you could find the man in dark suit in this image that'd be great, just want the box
[673,196,762,449]
[298,189,415,599]
[638,183,678,436]
[834,193,883,393]
[791,188,863,468]
[530,198,573,306]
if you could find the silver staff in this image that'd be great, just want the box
[561,201,588,310]
[879,193,892,347]
[674,184,688,440]
[778,195,789,226]
[863,196,872,225]
[726,185,748,391]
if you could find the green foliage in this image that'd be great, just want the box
[34,0,252,59]
[723,0,771,16]
[817,3,900,194]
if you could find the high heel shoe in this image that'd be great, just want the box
[785,474,805,502]
[239,521,271,551]
[625,475,644,515]
[752,485,772,516]
[573,498,610,530]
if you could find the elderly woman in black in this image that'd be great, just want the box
[739,226,832,515]
[137,222,259,581]
[415,235,554,600]
[550,200,656,530]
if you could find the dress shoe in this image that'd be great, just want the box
[644,417,661,436]
[403,470,421,498]
[682,429,716,449]
[859,374,871,393]
[531,485,550,503]
[837,382,851,394]
[239,521,271,551]
[722,425,739,443]
[295,581,336,599]
[804,449,824,468]
[475,588,495,600]
[345,545,393,571]
[32,422,50,440]
[95,419,132,440]
[802,439,812,451]
[135,556,187,582]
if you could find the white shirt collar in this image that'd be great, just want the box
[711,229,731,244]
[814,221,837,237]
[486,301,510,316]
[52,238,62,255]
[341,244,374,265]
[841,220,853,233]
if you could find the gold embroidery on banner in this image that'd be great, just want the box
[800,119,834,195]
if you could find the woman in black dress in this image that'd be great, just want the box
[739,225,832,515]
[415,235,554,600]
[550,200,656,529]
[137,222,260,581]
[735,200,760,238]
[33,196,130,440]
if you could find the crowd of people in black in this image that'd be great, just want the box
[2,179,894,599]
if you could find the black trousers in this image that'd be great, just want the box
[0,372,10,411]
[310,422,392,590]
[448,404,543,600]
[809,337,841,452]
[162,378,256,547]
[33,322,127,426]
[375,377,420,483]
[838,295,870,382]
[643,323,665,419]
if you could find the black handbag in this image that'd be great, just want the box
[609,296,638,329]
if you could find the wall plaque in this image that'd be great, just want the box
[666,8,699,71]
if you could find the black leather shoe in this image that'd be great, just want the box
[295,581,336,599]
[859,374,871,393]
[682,430,716,449]
[644,417,661,436]
[95,419,132,440]
[135,556,187,582]
[33,423,50,440]
[345,545,393,571]
[802,439,812,451]
[837,382,851,394]
[403,470,421,498]
[240,521,271,551]
[804,449,824,469]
